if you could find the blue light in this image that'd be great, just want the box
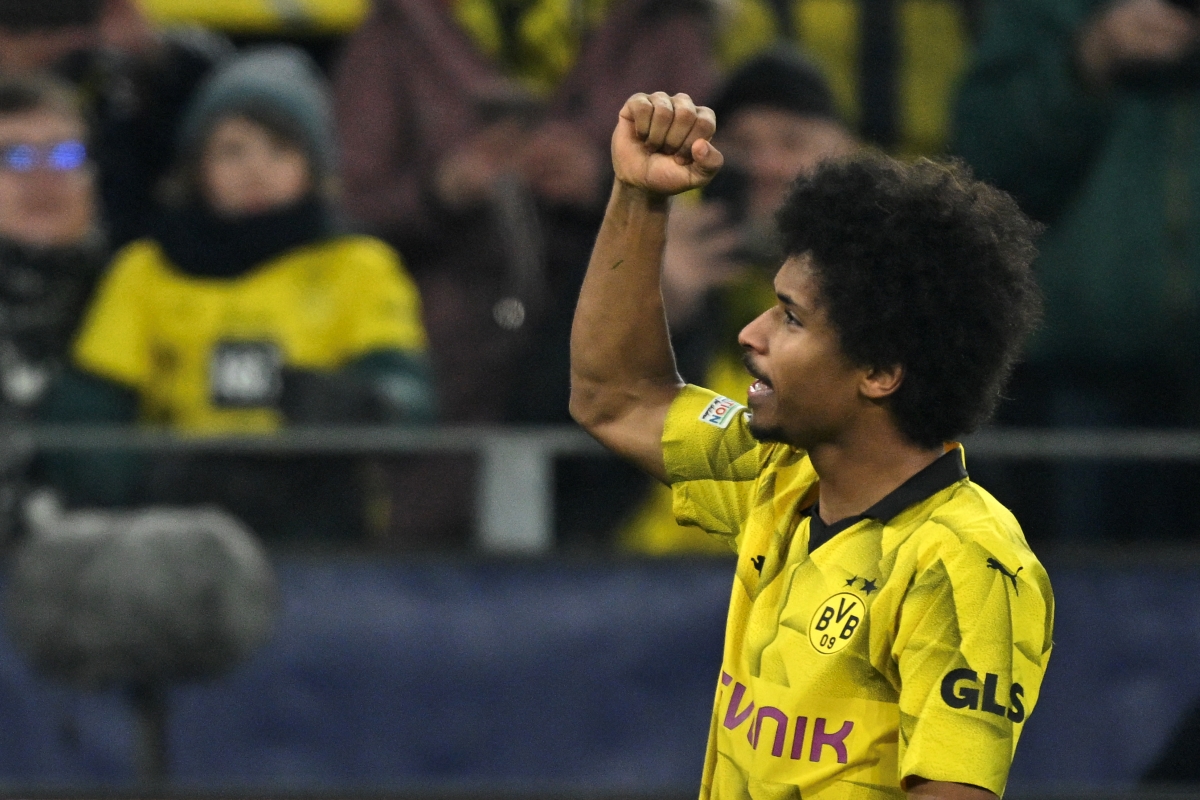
[0,140,87,172]
[3,144,36,172]
[47,141,87,171]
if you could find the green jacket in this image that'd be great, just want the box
[953,0,1200,366]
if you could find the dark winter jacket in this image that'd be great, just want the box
[953,0,1200,367]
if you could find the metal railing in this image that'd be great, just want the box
[8,424,1200,554]
[2,424,605,554]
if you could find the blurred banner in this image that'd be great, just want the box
[0,555,1195,793]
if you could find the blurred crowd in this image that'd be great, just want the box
[1,0,1198,550]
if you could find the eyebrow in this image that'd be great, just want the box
[777,291,813,316]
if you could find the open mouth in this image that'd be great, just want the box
[748,379,773,398]
[742,354,773,395]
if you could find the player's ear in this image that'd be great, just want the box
[860,363,903,400]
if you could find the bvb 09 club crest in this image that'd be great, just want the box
[808,592,864,654]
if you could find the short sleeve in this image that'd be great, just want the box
[662,384,767,544]
[72,242,156,390]
[339,237,428,357]
[894,529,1054,795]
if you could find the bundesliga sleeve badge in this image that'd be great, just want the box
[699,395,744,429]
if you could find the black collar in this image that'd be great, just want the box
[804,447,967,553]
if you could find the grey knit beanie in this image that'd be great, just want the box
[177,45,336,179]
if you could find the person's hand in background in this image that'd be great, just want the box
[660,201,746,328]
[521,120,605,208]
[98,0,162,58]
[1078,0,1200,85]
[432,118,526,211]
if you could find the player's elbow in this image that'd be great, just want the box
[569,377,680,438]
[569,377,652,435]
[568,380,616,433]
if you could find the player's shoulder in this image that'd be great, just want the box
[901,480,1054,657]
[933,478,1024,546]
[665,387,763,481]
[901,478,1046,582]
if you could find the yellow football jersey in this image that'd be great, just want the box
[73,235,427,434]
[664,385,1054,799]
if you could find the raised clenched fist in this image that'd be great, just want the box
[611,92,723,198]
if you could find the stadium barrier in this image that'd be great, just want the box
[7,424,1200,554]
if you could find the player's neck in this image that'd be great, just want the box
[808,421,944,525]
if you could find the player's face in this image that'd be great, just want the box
[738,253,868,448]
[201,115,312,218]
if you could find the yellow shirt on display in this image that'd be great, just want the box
[664,385,1054,799]
[73,235,427,434]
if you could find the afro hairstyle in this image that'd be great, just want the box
[774,153,1043,448]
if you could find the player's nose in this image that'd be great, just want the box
[738,308,770,355]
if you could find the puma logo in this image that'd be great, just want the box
[986,558,1022,594]
[751,555,765,574]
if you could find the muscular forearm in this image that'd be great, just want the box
[569,91,721,478]
[569,182,683,429]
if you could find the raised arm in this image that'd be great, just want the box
[569,92,723,482]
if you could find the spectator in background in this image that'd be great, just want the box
[0,74,106,539]
[953,0,1200,541]
[0,0,229,247]
[42,46,435,543]
[332,0,718,549]
[717,0,977,157]
[619,48,858,553]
